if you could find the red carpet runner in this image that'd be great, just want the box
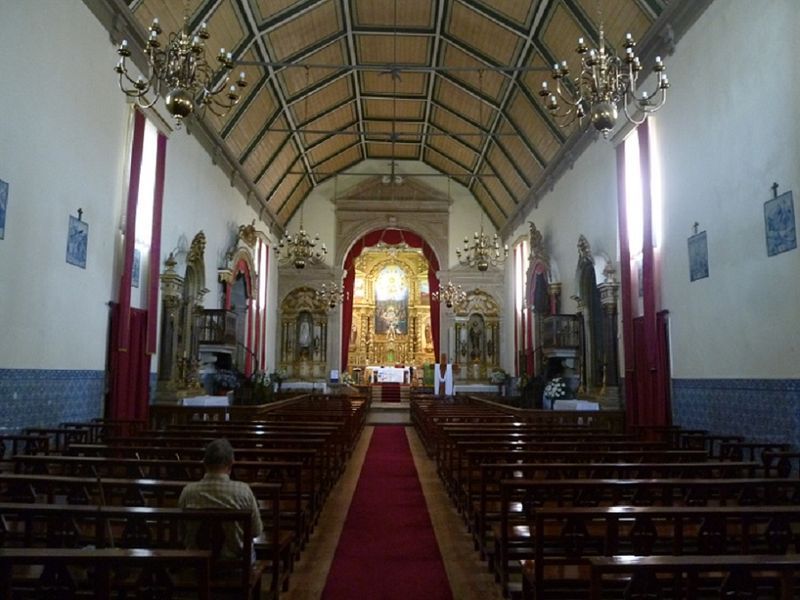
[322,426,453,600]
[381,382,401,402]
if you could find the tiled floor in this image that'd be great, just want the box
[278,425,503,600]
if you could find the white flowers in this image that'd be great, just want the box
[544,377,567,399]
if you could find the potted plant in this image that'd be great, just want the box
[489,368,509,396]
[269,368,288,394]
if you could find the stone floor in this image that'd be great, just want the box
[278,425,503,600]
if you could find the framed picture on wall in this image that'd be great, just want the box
[66,214,88,269]
[764,190,796,256]
[688,230,709,281]
[0,178,8,240]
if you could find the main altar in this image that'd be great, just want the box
[345,245,435,382]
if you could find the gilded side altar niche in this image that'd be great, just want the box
[156,231,208,401]
[279,287,329,379]
[453,289,500,380]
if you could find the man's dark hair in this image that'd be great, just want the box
[203,438,234,467]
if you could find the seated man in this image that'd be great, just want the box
[179,438,263,560]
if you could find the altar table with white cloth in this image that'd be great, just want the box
[181,395,231,407]
[552,399,599,411]
[366,366,409,383]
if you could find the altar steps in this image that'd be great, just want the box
[367,401,411,425]
[369,383,410,403]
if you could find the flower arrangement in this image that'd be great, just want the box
[341,372,353,385]
[213,368,241,390]
[269,368,288,385]
[543,377,567,399]
[489,369,509,385]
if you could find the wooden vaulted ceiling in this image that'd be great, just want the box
[126,0,667,228]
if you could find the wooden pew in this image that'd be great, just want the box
[588,555,800,600]
[65,444,328,522]
[469,460,761,566]
[440,440,675,503]
[12,453,314,554]
[0,547,212,600]
[521,505,800,599]
[0,473,295,596]
[0,505,276,598]
[495,477,800,596]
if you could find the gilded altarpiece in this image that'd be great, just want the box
[156,231,208,401]
[347,248,435,372]
[453,289,500,380]
[279,287,329,379]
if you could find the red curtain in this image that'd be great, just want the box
[117,111,146,350]
[341,229,440,370]
[107,110,166,423]
[108,305,150,421]
[617,121,671,429]
[632,312,671,427]
[146,132,167,354]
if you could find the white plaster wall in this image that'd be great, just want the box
[0,0,128,370]
[504,0,800,381]
[0,0,279,373]
[655,0,800,379]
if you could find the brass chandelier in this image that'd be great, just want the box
[538,25,669,136]
[456,227,508,272]
[316,282,347,309]
[432,281,467,309]
[115,6,248,127]
[275,208,326,269]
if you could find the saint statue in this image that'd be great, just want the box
[299,319,311,348]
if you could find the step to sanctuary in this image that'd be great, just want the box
[367,401,411,425]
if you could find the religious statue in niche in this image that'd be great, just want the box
[469,314,485,362]
[296,311,313,358]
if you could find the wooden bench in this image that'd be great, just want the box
[521,505,800,599]
[588,554,800,600]
[469,460,761,566]
[495,477,800,596]
[0,547,212,599]
[0,473,296,592]
[12,453,314,554]
[0,504,279,598]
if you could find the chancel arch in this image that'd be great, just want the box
[340,228,441,378]
[347,248,435,378]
